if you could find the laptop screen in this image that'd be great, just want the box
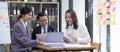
[45,32,64,43]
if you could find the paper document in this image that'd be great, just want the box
[64,43,90,47]
[36,33,47,41]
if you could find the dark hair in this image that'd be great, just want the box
[34,12,47,27]
[16,6,32,22]
[36,12,47,20]
[65,9,78,29]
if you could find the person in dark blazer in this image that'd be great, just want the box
[31,12,57,51]
[11,7,41,52]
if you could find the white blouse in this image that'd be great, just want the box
[20,19,27,31]
[65,23,91,44]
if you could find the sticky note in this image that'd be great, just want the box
[112,7,116,12]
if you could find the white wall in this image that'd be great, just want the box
[61,0,85,32]
[61,0,69,32]
[93,0,107,52]
[73,0,85,25]
[93,0,120,52]
[111,0,120,52]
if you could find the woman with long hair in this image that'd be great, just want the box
[11,7,41,52]
[63,9,91,45]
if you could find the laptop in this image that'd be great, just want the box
[45,32,65,47]
[36,32,64,43]
[36,32,64,47]
[45,32,64,43]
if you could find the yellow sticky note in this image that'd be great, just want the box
[107,20,110,25]
[106,2,110,6]
[109,14,112,18]
[113,14,116,18]
[112,20,116,25]
[97,2,102,7]
[98,20,102,25]
[0,14,5,19]
[102,8,106,14]
[112,1,116,5]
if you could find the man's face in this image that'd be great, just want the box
[39,16,48,27]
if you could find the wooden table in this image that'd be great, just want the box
[36,44,95,52]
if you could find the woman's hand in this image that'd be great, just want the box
[35,39,45,45]
[63,36,70,43]
[36,34,47,41]
[68,34,77,42]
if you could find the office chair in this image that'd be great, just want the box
[4,44,9,52]
[91,42,101,52]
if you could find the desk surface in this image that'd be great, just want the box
[36,44,95,51]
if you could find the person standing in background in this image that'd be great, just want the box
[31,12,57,52]
[63,9,91,45]
[11,7,41,52]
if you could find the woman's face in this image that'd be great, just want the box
[65,12,73,25]
[22,12,33,22]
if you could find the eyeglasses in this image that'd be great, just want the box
[39,19,47,22]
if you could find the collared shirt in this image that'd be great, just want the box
[20,19,27,31]
[41,25,48,34]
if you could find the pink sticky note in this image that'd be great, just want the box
[103,20,107,25]
[107,8,110,12]
[101,15,105,18]
[103,2,106,6]
[97,8,100,13]
[110,1,112,6]
[100,15,102,18]
[112,7,116,12]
